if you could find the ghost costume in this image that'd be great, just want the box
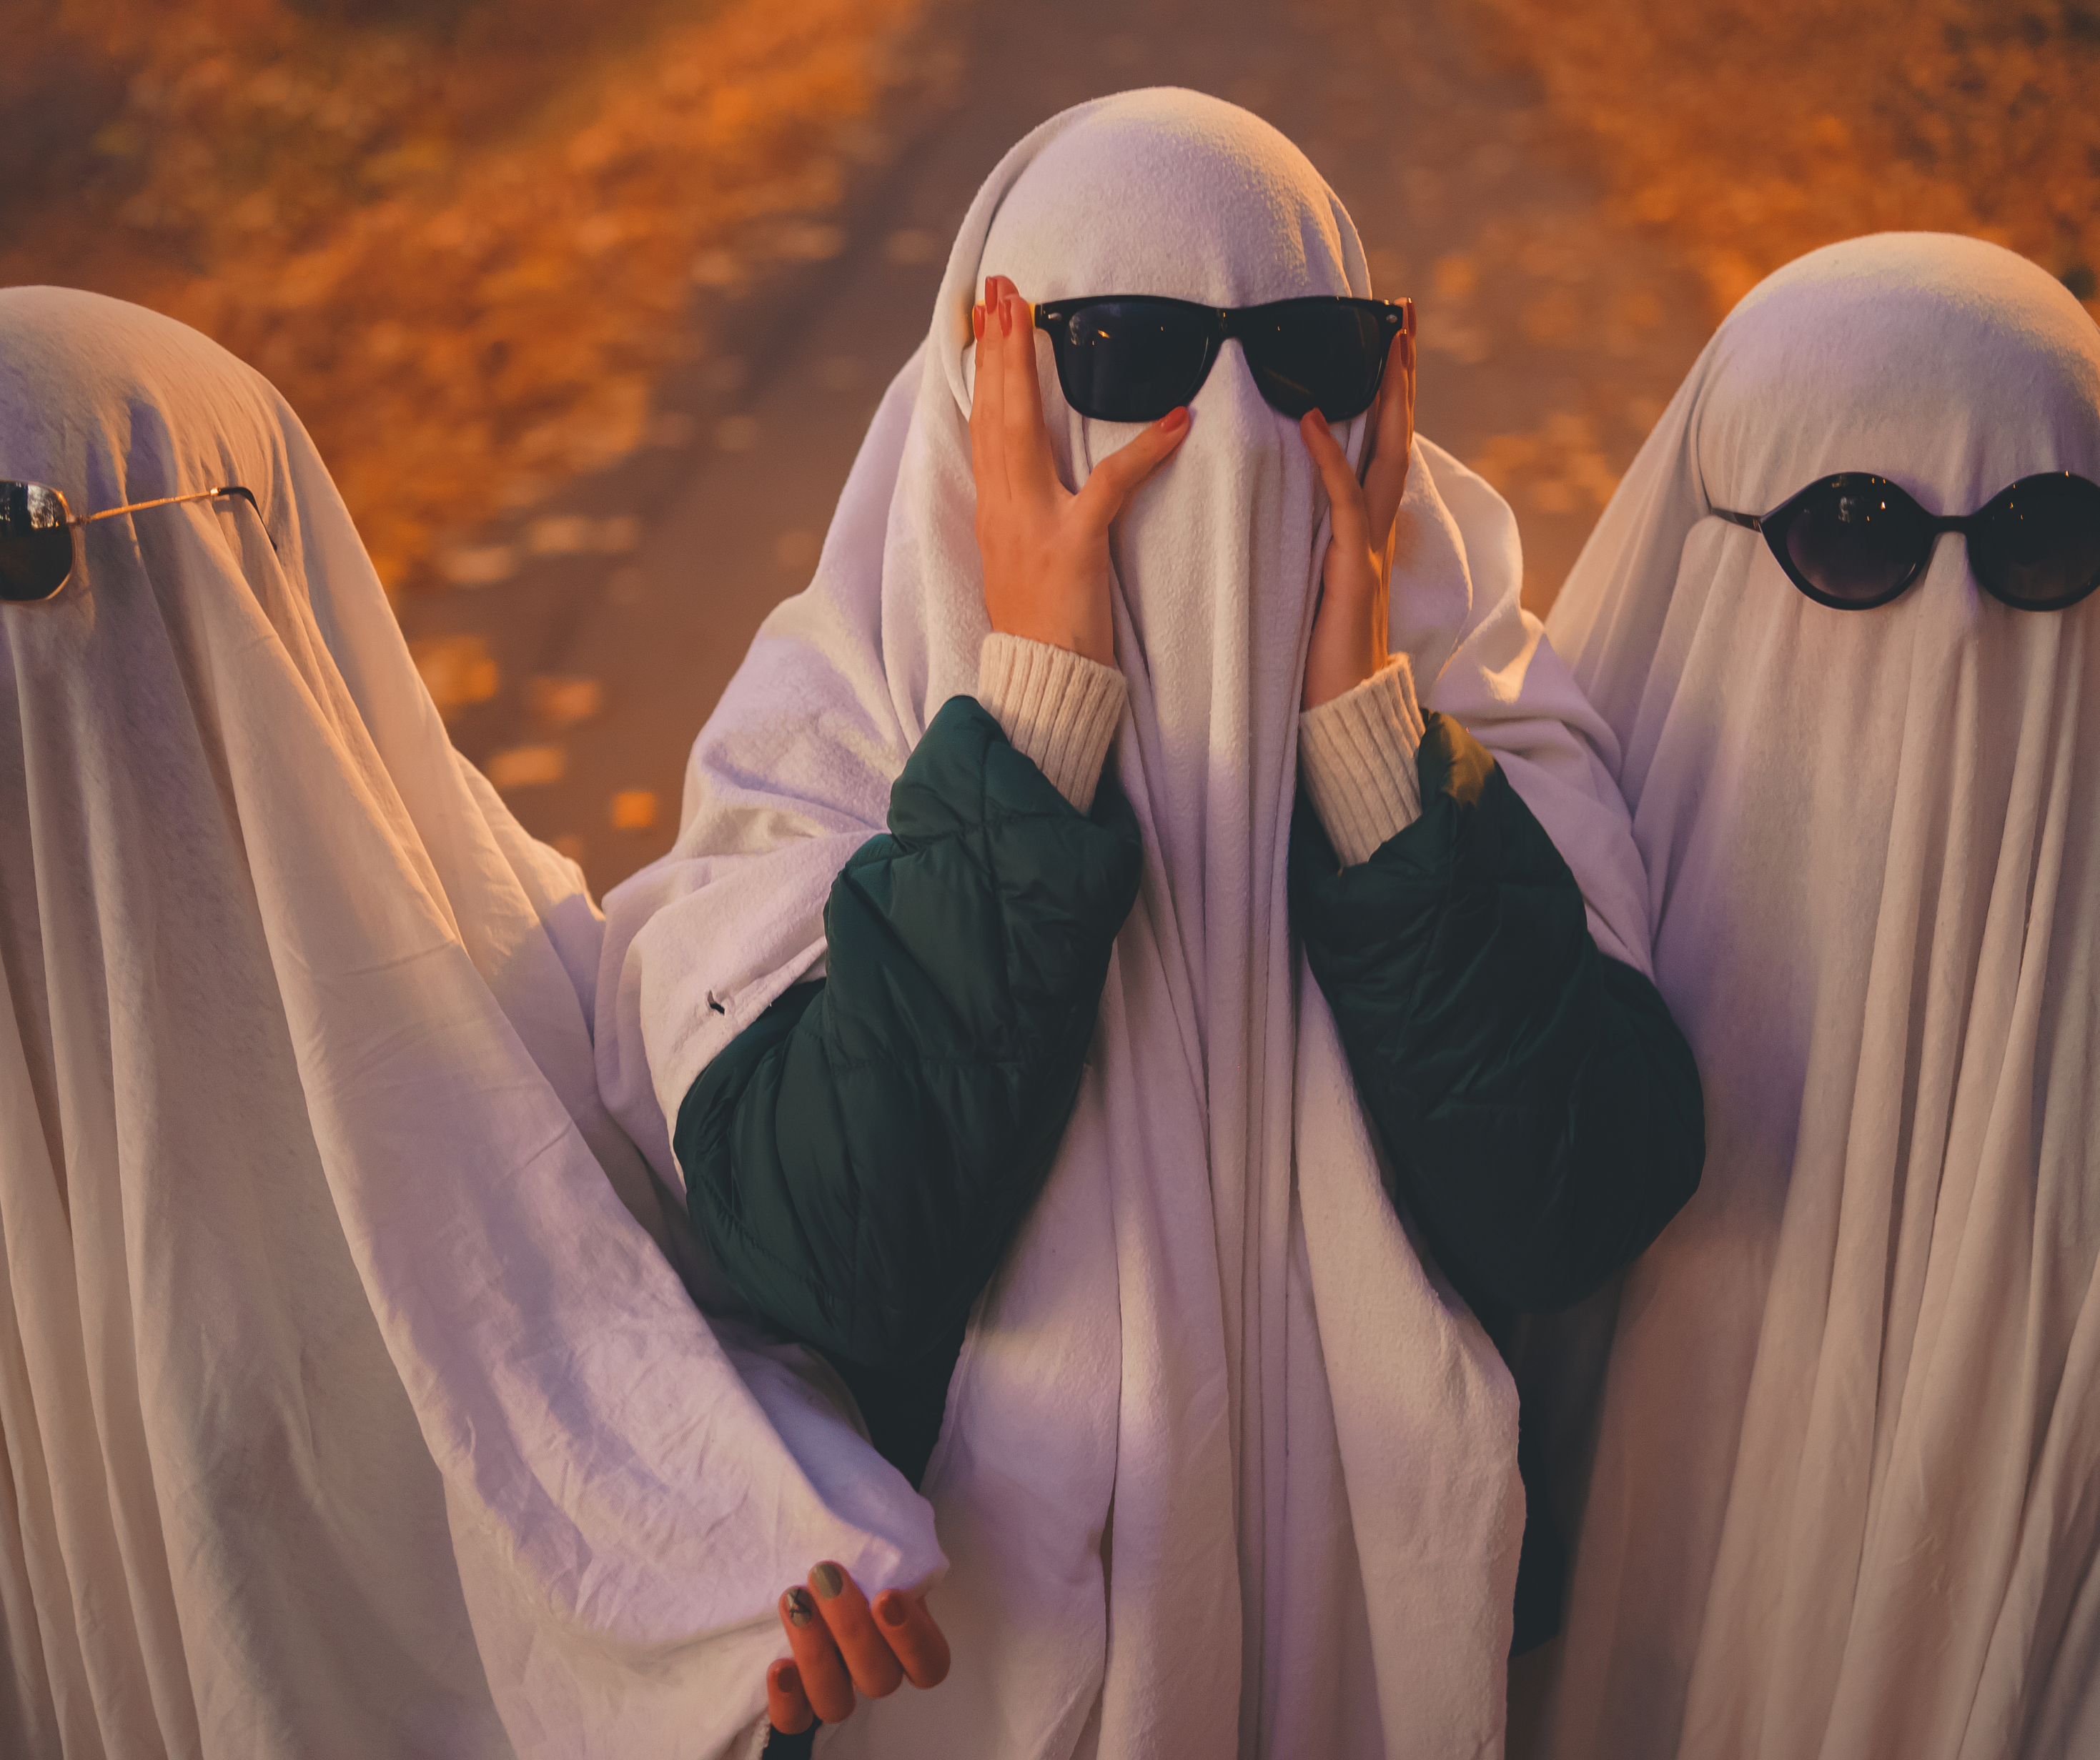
[0,287,940,1760]
[1526,234,2100,1759]
[598,91,1693,1759]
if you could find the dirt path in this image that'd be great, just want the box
[395,0,1716,895]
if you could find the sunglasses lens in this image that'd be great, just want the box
[1241,302,1387,421]
[0,483,73,603]
[1970,474,2100,609]
[1782,482,1930,605]
[1052,301,1215,423]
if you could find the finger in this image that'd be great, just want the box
[1361,331,1416,538]
[1071,406,1191,532]
[996,287,1056,499]
[1299,409,1374,557]
[974,277,1009,500]
[874,1588,954,1690]
[967,297,991,490]
[767,1658,816,1737]
[809,1563,906,1700]
[781,1586,857,1724]
[1357,371,1385,490]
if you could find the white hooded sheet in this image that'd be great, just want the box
[1527,234,2100,1759]
[598,89,1655,1759]
[0,287,940,1760]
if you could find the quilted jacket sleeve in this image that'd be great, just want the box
[1289,710,1705,1318]
[674,695,1144,1380]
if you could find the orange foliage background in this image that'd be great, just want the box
[3,0,932,590]
[1474,0,2100,320]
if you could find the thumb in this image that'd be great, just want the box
[1073,407,1190,531]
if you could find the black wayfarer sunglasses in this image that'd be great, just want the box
[0,479,266,605]
[1712,472,2100,612]
[1031,294,1415,425]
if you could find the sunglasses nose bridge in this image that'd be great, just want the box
[1202,334,1289,425]
[1908,524,1989,617]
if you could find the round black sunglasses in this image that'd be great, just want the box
[1712,471,2100,612]
[1031,294,1414,425]
[0,479,265,604]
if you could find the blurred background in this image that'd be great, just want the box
[8,0,2095,893]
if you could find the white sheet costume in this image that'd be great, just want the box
[1525,234,2100,1759]
[0,287,938,1760]
[599,89,1655,1759]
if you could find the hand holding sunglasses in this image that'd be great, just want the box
[969,276,1418,685]
[1299,316,1416,711]
[969,274,1189,667]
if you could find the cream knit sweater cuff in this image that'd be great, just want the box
[977,632,1128,813]
[1297,656,1426,866]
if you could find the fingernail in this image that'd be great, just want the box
[812,1563,845,1600]
[1156,407,1187,432]
[785,1587,814,1627]
[876,1591,908,1627]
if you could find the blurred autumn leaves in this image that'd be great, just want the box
[7,0,2092,627]
[4,0,933,592]
[1476,0,2099,321]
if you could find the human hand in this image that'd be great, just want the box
[765,1561,952,1734]
[969,273,1190,667]
[1298,317,1417,710]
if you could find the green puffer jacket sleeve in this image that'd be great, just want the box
[1292,709,1703,1657]
[1287,710,1705,1318]
[675,695,1144,1382]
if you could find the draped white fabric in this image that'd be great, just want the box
[1527,234,2100,1760]
[0,287,938,1760]
[598,89,1654,1759]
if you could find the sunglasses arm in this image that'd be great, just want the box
[1711,507,1765,533]
[74,485,261,527]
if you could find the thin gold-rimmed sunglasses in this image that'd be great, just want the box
[1,480,265,604]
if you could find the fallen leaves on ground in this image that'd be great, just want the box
[609,789,660,830]
[410,633,500,715]
[1472,0,2100,321]
[528,676,606,731]
[9,0,940,593]
[486,745,567,789]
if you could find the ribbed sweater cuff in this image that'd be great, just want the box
[977,633,1127,813]
[1297,656,1426,866]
